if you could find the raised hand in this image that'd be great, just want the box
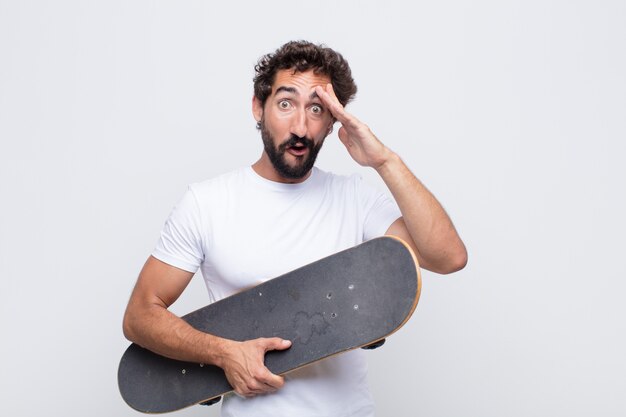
[315,83,394,170]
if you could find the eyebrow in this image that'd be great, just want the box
[275,86,297,96]
[275,86,321,100]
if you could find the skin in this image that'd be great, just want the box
[312,81,467,273]
[123,68,467,399]
[251,70,334,183]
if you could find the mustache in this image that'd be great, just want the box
[278,135,315,151]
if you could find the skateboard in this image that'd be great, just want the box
[118,236,421,413]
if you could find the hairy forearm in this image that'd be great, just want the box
[121,257,290,397]
[123,302,229,367]
[376,152,467,273]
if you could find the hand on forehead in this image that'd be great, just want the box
[314,83,352,126]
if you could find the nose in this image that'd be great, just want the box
[290,109,307,138]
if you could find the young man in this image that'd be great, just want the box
[123,41,467,417]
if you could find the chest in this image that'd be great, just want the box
[200,187,364,298]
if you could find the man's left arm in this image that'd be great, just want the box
[316,84,467,274]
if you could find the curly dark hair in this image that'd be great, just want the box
[253,40,357,107]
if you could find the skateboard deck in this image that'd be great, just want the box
[118,236,421,413]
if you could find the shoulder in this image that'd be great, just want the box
[187,167,250,199]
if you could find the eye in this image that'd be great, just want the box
[278,100,291,109]
[310,104,323,115]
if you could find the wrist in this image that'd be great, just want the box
[205,335,233,368]
[374,150,401,175]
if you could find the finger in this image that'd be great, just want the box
[254,338,290,389]
[326,84,365,131]
[317,84,347,121]
[237,365,284,392]
[315,85,352,125]
[233,374,276,397]
[246,379,276,395]
[232,381,258,398]
[261,337,292,352]
[324,82,340,103]
[254,369,285,390]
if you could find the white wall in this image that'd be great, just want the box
[1,1,624,416]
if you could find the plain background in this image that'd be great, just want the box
[1,1,625,416]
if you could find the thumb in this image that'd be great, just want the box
[262,337,292,352]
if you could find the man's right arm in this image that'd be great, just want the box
[122,256,291,397]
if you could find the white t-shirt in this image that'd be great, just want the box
[153,166,401,417]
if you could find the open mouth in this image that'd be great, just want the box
[286,142,309,157]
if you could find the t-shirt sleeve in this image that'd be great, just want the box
[152,186,204,273]
[355,176,402,241]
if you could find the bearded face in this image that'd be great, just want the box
[260,116,325,180]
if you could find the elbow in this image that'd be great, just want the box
[433,246,468,275]
[122,309,137,342]
[446,250,468,274]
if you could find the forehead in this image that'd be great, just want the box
[271,69,330,95]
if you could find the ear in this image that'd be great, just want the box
[252,96,263,123]
[327,119,336,135]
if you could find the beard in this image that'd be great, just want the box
[260,119,325,180]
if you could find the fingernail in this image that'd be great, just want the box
[282,340,292,346]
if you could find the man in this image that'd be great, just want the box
[123,41,467,417]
